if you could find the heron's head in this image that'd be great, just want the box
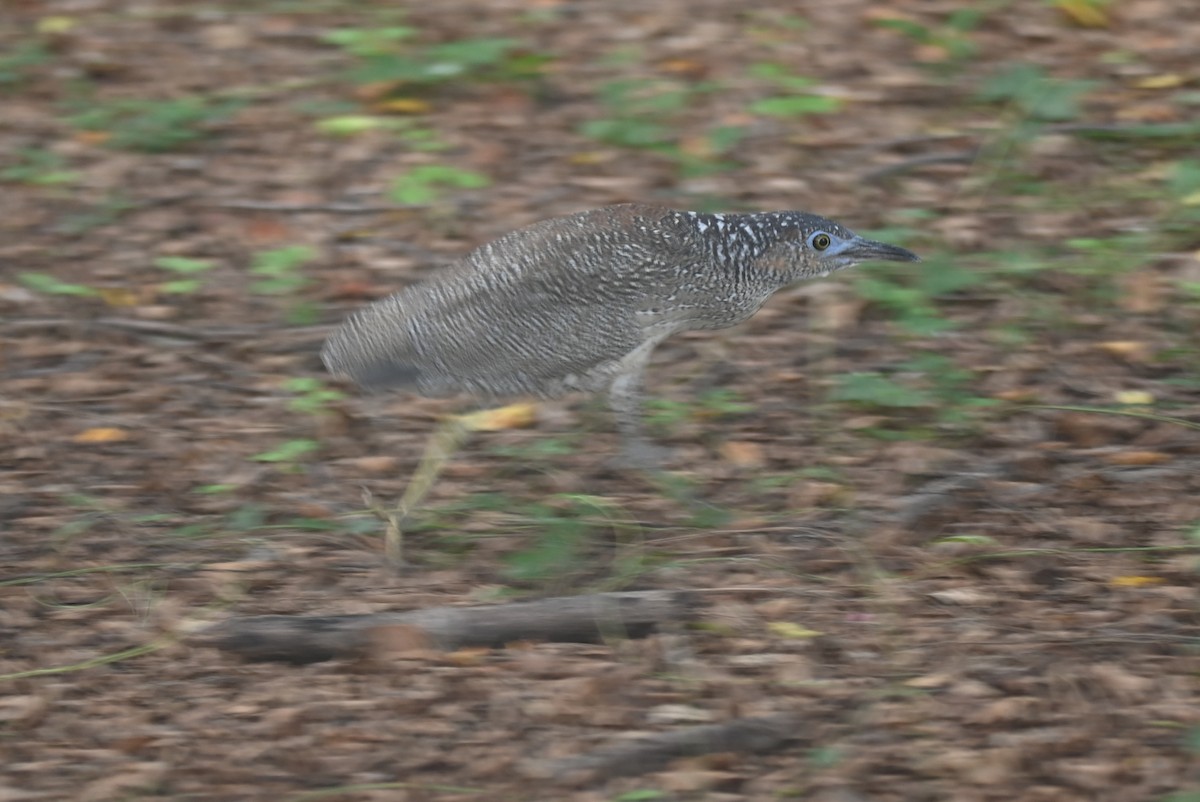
[755,214,920,281]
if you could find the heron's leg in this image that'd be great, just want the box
[608,349,672,469]
[373,402,537,570]
[368,414,470,571]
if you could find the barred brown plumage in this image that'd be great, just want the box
[322,203,919,466]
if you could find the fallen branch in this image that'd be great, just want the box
[194,590,697,664]
[524,713,803,784]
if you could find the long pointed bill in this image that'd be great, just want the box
[846,237,921,263]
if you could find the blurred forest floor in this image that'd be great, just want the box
[1,1,1198,800]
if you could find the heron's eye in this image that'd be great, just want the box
[810,232,832,251]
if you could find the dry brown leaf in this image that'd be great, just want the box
[970,696,1039,724]
[349,455,400,473]
[73,427,130,444]
[659,769,738,792]
[1089,663,1154,700]
[905,672,954,689]
[1116,271,1164,313]
[1103,450,1170,466]
[994,388,1037,402]
[719,440,765,468]
[1097,341,1150,361]
[928,587,993,605]
[366,623,435,657]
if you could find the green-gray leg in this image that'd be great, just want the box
[368,415,471,571]
[608,360,671,469]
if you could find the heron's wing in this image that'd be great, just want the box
[321,205,700,398]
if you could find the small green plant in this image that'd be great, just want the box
[327,27,548,91]
[59,192,136,233]
[647,471,732,529]
[872,8,984,66]
[323,26,417,58]
[1059,233,1152,280]
[854,251,979,335]
[487,436,577,461]
[313,114,449,150]
[388,164,491,205]
[1,148,77,186]
[194,483,237,495]
[977,64,1096,122]
[283,377,344,415]
[1164,159,1200,240]
[501,494,624,588]
[580,78,742,177]
[68,96,242,152]
[0,41,49,88]
[646,388,754,432]
[612,790,667,802]
[252,438,319,470]
[582,78,694,149]
[249,245,318,322]
[747,62,842,117]
[831,372,932,409]
[250,245,316,294]
[903,352,999,424]
[694,388,755,417]
[831,353,997,431]
[18,272,99,297]
[153,256,215,294]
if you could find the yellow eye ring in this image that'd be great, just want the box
[812,233,831,251]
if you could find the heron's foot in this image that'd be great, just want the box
[611,439,675,471]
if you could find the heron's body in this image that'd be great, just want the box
[322,203,919,465]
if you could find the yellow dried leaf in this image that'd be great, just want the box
[1135,74,1185,90]
[1055,0,1109,28]
[1097,341,1149,360]
[460,403,537,432]
[1114,390,1154,405]
[98,287,145,308]
[767,621,821,639]
[376,98,432,115]
[1103,450,1170,466]
[568,150,609,165]
[445,648,490,666]
[74,427,130,444]
[37,16,77,34]
[1109,575,1164,588]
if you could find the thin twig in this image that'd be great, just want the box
[862,149,979,182]
[205,200,402,214]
